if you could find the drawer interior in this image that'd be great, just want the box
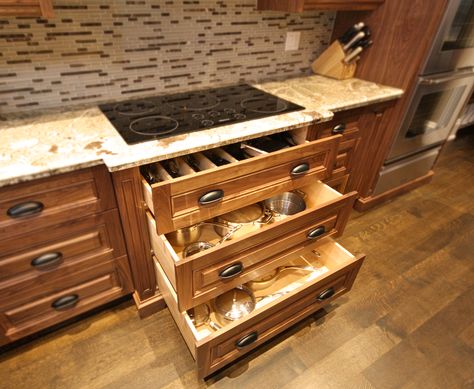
[155,237,358,344]
[150,181,343,264]
[141,128,308,185]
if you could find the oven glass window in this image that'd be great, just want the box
[406,87,464,138]
[442,0,474,50]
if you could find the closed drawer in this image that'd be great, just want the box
[142,129,340,235]
[309,113,361,179]
[155,238,365,379]
[149,181,356,311]
[0,256,133,345]
[0,209,126,281]
[0,166,116,240]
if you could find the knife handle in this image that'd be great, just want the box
[344,47,363,64]
[343,31,365,52]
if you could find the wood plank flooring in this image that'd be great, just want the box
[1,130,473,389]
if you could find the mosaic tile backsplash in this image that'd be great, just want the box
[0,1,335,114]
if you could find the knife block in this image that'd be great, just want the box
[311,41,356,80]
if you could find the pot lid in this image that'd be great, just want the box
[215,286,255,321]
[219,203,263,223]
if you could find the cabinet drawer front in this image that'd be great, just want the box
[0,209,126,280]
[149,182,357,311]
[0,256,133,344]
[144,135,340,234]
[154,239,365,379]
[0,167,116,240]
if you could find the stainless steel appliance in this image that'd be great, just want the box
[375,0,474,194]
[386,67,474,162]
[424,0,474,75]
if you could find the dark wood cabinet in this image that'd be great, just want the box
[257,0,383,12]
[0,166,132,345]
[0,0,54,18]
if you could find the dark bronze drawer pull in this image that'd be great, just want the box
[332,123,346,135]
[317,287,335,301]
[219,262,244,279]
[198,190,224,206]
[31,252,63,269]
[235,331,259,349]
[307,226,326,240]
[7,201,44,218]
[290,163,310,176]
[51,294,79,310]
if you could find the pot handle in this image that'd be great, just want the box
[255,207,274,225]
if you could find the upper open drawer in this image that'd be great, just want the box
[142,128,341,234]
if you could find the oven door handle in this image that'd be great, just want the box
[419,67,474,85]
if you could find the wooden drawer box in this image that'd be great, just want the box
[0,166,116,240]
[149,181,356,311]
[0,209,126,281]
[0,256,132,345]
[155,238,364,379]
[142,130,340,235]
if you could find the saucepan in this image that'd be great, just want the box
[167,221,235,247]
[182,223,237,258]
[214,203,273,240]
[263,190,306,222]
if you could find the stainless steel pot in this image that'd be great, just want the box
[182,222,237,258]
[263,191,306,221]
[169,221,234,248]
[214,203,273,240]
[166,224,202,246]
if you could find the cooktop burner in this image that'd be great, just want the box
[100,84,304,145]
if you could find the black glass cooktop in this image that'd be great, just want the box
[99,84,304,145]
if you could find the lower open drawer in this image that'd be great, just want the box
[148,181,357,311]
[154,238,364,378]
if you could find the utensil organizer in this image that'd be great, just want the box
[311,41,356,80]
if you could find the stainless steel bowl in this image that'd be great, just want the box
[264,192,306,218]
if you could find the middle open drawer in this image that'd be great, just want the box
[148,181,356,311]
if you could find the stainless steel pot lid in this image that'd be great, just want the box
[215,285,256,321]
[218,203,264,223]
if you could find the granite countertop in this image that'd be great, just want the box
[0,75,403,187]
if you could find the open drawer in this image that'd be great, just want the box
[142,128,341,234]
[154,238,365,379]
[148,181,357,311]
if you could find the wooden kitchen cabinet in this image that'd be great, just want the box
[134,127,364,378]
[0,166,132,345]
[309,101,394,196]
[257,0,383,12]
[0,0,54,17]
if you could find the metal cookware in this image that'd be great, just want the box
[246,269,279,291]
[214,285,256,324]
[167,224,202,247]
[182,223,237,258]
[188,303,221,331]
[264,191,306,221]
[169,221,235,248]
[214,203,273,240]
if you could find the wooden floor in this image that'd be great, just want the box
[1,130,473,389]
